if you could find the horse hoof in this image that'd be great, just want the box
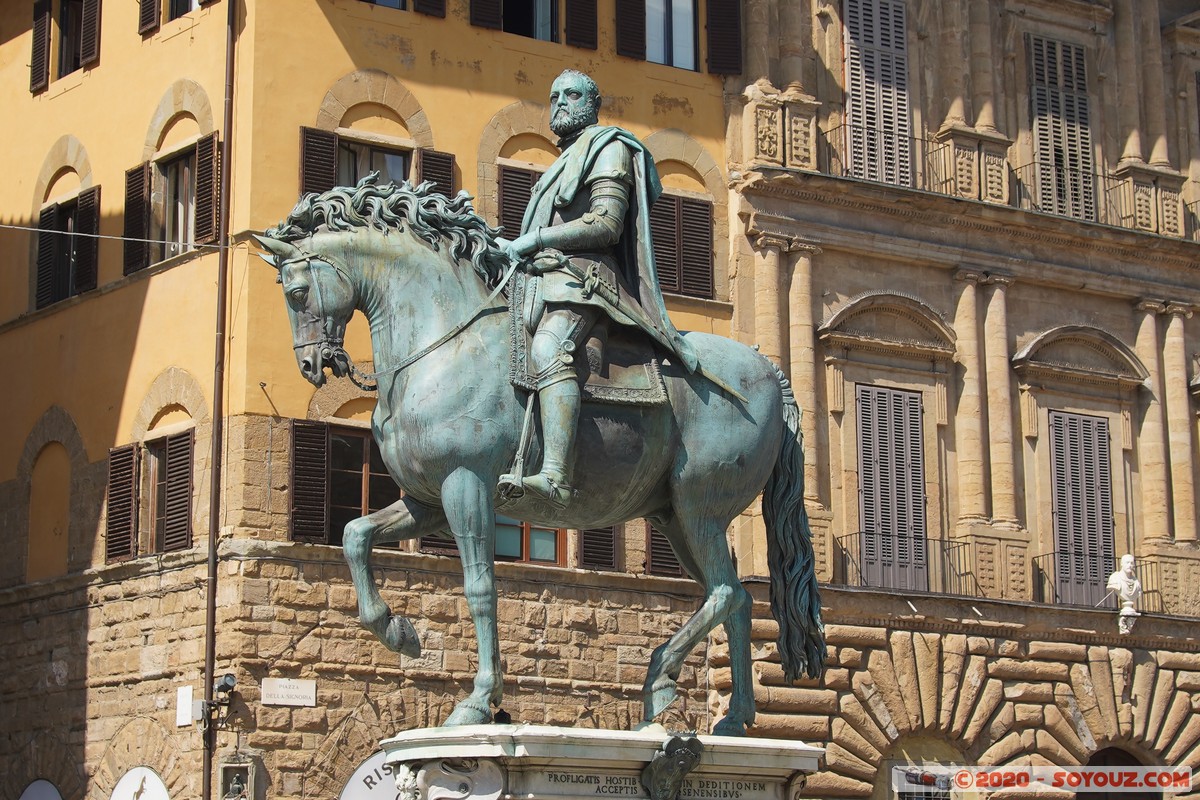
[384,615,421,657]
[444,699,493,727]
[644,678,679,721]
[712,717,749,737]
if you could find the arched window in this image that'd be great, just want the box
[35,167,100,310]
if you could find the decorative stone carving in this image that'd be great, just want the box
[933,125,1012,202]
[1112,161,1186,238]
[756,106,782,164]
[418,759,504,800]
[641,736,703,800]
[1106,555,1142,634]
[1133,181,1154,231]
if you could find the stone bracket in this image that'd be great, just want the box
[641,735,703,800]
[933,124,1013,204]
[741,80,821,171]
[1112,161,1187,237]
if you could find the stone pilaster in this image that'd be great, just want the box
[982,275,1018,527]
[1134,300,1171,543]
[1162,303,1197,544]
[744,0,772,84]
[750,232,791,367]
[939,0,968,128]
[935,126,1013,203]
[1114,0,1144,165]
[788,242,823,504]
[953,269,988,523]
[968,0,998,133]
[1138,0,1170,168]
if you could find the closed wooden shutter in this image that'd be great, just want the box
[75,186,100,293]
[161,430,194,552]
[1049,411,1114,606]
[105,444,139,562]
[413,0,446,17]
[139,0,159,35]
[470,0,502,29]
[565,0,598,49]
[416,149,457,198]
[614,0,646,59]
[35,205,59,310]
[705,0,741,74]
[647,525,683,576]
[843,0,913,187]
[194,132,220,245]
[1029,35,1094,220]
[649,194,680,294]
[498,165,536,237]
[678,196,713,299]
[580,526,617,570]
[123,162,151,274]
[300,127,338,196]
[31,0,52,93]
[80,0,102,67]
[290,420,330,543]
[856,385,927,590]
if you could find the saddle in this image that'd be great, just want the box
[507,270,668,406]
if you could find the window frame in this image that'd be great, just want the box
[30,0,100,93]
[104,429,194,564]
[495,517,567,566]
[336,138,413,189]
[646,0,697,70]
[35,185,100,310]
[160,148,197,261]
[469,0,562,43]
[299,127,457,199]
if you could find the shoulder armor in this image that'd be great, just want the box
[587,140,634,184]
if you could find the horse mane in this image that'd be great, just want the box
[267,174,510,287]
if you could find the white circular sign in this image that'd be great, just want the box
[19,780,63,800]
[341,751,403,800]
[111,768,170,800]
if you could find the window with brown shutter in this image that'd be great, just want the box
[194,132,220,245]
[300,127,338,196]
[471,0,558,40]
[498,165,537,238]
[650,193,713,300]
[614,0,646,59]
[565,0,597,49]
[105,444,139,562]
[580,526,618,570]
[139,0,160,34]
[124,163,151,274]
[705,0,741,74]
[413,0,445,17]
[416,149,457,198]
[470,0,502,28]
[290,420,330,543]
[80,0,102,67]
[30,0,51,93]
[147,431,194,553]
[1049,410,1115,606]
[34,186,101,310]
[647,525,683,576]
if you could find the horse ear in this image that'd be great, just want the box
[253,234,302,267]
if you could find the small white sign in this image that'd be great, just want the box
[175,685,193,727]
[262,677,317,707]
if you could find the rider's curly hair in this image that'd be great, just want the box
[267,173,510,287]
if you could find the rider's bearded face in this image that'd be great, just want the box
[549,76,598,137]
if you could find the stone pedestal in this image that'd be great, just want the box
[381,725,823,800]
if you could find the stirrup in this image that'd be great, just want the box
[519,472,574,508]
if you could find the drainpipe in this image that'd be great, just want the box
[203,0,238,798]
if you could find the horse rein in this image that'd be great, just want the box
[277,246,519,392]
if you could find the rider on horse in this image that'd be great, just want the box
[499,69,699,508]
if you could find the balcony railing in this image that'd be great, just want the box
[833,531,980,597]
[1011,162,1133,226]
[1032,552,1163,612]
[821,124,954,194]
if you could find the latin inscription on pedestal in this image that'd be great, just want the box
[524,771,780,800]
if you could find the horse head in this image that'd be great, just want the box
[255,233,357,387]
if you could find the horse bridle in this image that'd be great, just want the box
[276,244,519,391]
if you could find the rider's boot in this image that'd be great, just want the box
[521,378,579,507]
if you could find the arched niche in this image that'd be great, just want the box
[130,367,209,440]
[476,100,549,222]
[315,70,433,148]
[27,442,71,582]
[28,136,96,308]
[308,363,376,421]
[91,718,191,799]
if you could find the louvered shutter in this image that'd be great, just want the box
[565,0,598,49]
[199,0,219,5]
[413,0,446,17]
[35,205,59,310]
[615,0,646,59]
[705,0,741,74]
[80,0,102,67]
[1028,35,1094,220]
[290,420,330,543]
[470,0,502,29]
[139,0,159,35]
[856,385,926,590]
[649,194,680,294]
[123,162,151,274]
[580,526,617,570]
[31,0,51,93]
[647,526,683,576]
[843,0,913,187]
[161,430,194,552]
[678,197,713,299]
[300,127,338,196]
[194,132,220,245]
[75,186,100,293]
[498,166,535,237]
[1049,411,1114,606]
[416,149,457,198]
[106,444,139,562]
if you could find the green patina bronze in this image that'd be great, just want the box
[256,70,823,735]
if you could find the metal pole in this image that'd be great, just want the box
[203,0,238,798]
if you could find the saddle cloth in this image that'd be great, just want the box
[507,271,668,406]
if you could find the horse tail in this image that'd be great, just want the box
[762,365,826,681]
